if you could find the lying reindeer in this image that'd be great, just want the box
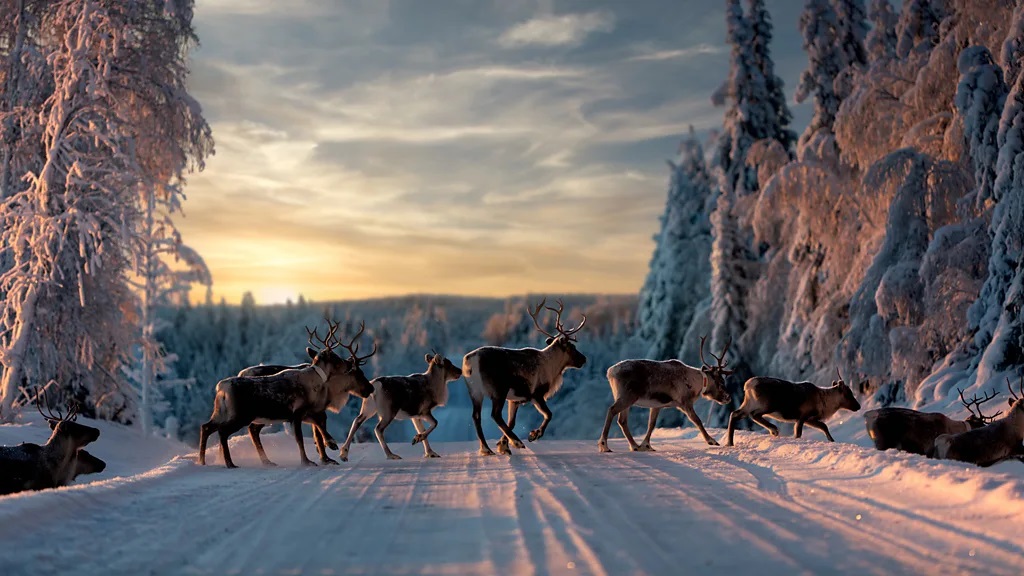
[237,323,375,465]
[198,319,375,468]
[725,368,861,447]
[339,352,463,460]
[933,377,1024,467]
[463,298,586,456]
[0,398,100,495]
[598,335,733,452]
[71,449,107,482]
[864,388,1001,455]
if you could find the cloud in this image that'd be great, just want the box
[497,11,616,48]
[627,43,726,62]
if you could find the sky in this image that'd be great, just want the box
[181,0,809,305]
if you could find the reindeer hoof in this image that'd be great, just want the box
[425,452,441,459]
[327,440,339,450]
[412,434,426,445]
[511,439,525,449]
[479,448,496,456]
[638,445,656,452]
[339,455,349,462]
[496,444,511,455]
[321,457,340,466]
[302,460,318,467]
[528,429,543,442]
[706,438,720,447]
[598,444,612,453]
[769,429,780,437]
[261,460,278,467]
[386,453,403,460]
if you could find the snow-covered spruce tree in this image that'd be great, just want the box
[796,0,844,146]
[0,0,213,419]
[954,46,1008,211]
[895,0,948,59]
[833,0,869,70]
[866,0,898,61]
[635,128,714,360]
[1001,2,1024,88]
[747,0,797,155]
[715,0,762,196]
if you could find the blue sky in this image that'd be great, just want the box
[181,0,810,304]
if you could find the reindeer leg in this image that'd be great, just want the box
[726,408,747,447]
[680,403,719,446]
[528,397,551,442]
[412,411,438,445]
[794,419,805,439]
[617,409,641,451]
[638,408,661,451]
[497,401,519,455]
[309,413,339,465]
[491,397,524,450]
[291,419,316,466]
[750,414,780,437]
[375,411,402,460]
[599,396,632,452]
[472,397,494,456]
[247,424,277,467]
[340,396,375,462]
[217,422,243,469]
[804,419,835,442]
[413,415,440,458]
[198,422,216,465]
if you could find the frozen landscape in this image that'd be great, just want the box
[2,415,1023,576]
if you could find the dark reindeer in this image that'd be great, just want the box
[237,322,376,465]
[463,298,587,456]
[339,352,463,460]
[933,377,1024,467]
[725,368,861,447]
[71,449,107,481]
[864,388,1002,455]
[0,397,101,495]
[599,335,733,452]
[198,319,375,468]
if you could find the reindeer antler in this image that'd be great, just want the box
[528,298,586,341]
[35,387,78,424]
[960,387,1003,423]
[527,298,557,340]
[337,321,376,365]
[1007,376,1023,402]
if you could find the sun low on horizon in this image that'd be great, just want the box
[177,0,810,305]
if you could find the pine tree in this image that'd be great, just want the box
[832,0,868,69]
[716,0,764,195]
[747,0,796,155]
[866,0,898,62]
[954,46,1008,211]
[796,0,844,144]
[636,128,714,360]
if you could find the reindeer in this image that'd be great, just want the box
[339,352,463,460]
[725,368,861,447]
[864,388,1002,455]
[70,449,107,481]
[198,319,375,468]
[463,298,586,456]
[0,397,101,495]
[598,336,733,452]
[933,377,1024,467]
[236,324,375,465]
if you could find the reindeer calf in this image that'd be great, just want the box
[933,378,1024,467]
[864,389,1000,455]
[340,352,463,460]
[726,369,861,447]
[0,400,100,495]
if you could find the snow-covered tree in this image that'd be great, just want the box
[635,128,714,360]
[748,0,797,154]
[796,0,844,145]
[1000,2,1024,87]
[866,0,898,62]
[896,0,948,59]
[833,0,869,69]
[954,46,1008,210]
[0,1,213,419]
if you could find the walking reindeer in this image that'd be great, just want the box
[340,351,463,460]
[236,321,376,465]
[463,298,587,456]
[199,319,375,468]
[598,336,733,452]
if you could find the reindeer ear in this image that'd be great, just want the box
[546,337,554,345]
[307,347,318,360]
[47,420,57,431]
[701,366,712,373]
[425,353,432,364]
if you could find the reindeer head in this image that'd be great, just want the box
[1007,376,1024,414]
[36,392,99,448]
[528,298,587,369]
[306,319,376,403]
[958,387,1002,429]
[831,368,861,412]
[697,335,733,404]
[425,351,463,382]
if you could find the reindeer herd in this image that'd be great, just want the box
[1,298,1022,496]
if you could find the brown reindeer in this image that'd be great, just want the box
[864,388,1001,455]
[70,449,107,481]
[339,352,463,460]
[725,368,861,447]
[0,396,101,495]
[236,323,375,465]
[933,377,1024,467]
[198,319,375,468]
[598,335,733,452]
[463,298,586,456]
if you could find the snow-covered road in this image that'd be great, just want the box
[2,429,1023,576]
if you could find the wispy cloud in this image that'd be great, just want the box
[497,12,616,48]
[627,43,726,62]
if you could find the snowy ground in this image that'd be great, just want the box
[1,417,1023,576]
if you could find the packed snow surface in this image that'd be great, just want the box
[1,418,1023,576]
